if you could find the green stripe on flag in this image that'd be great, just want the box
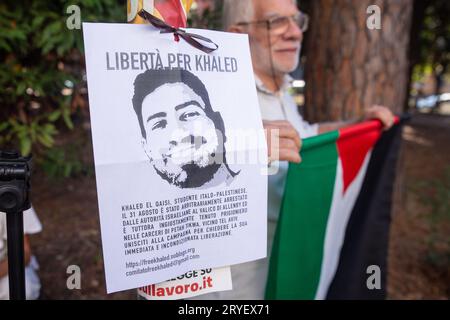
[266,130,339,299]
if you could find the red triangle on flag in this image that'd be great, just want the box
[336,120,383,194]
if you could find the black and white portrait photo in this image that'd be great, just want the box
[132,68,239,189]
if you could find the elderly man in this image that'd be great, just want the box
[192,0,395,299]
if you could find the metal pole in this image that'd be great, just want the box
[0,150,31,300]
[6,210,26,300]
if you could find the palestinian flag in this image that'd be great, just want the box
[128,0,193,27]
[266,117,405,300]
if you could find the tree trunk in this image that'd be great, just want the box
[303,0,413,122]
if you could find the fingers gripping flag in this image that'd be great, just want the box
[128,0,194,27]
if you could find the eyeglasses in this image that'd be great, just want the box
[237,12,309,35]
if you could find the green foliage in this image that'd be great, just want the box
[0,0,123,170]
[413,0,450,81]
[40,144,92,179]
[3,118,58,156]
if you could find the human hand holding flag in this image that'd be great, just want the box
[363,105,396,130]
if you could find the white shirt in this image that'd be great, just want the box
[0,207,42,300]
[255,75,318,221]
[0,207,42,261]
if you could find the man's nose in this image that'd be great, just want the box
[164,119,183,146]
[169,127,192,147]
[284,17,303,42]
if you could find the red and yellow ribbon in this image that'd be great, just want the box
[127,0,194,27]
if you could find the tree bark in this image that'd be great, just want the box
[303,0,413,122]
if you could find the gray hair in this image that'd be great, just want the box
[222,0,299,31]
[222,0,254,31]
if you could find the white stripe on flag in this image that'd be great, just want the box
[314,151,372,300]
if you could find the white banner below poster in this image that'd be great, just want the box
[138,267,232,300]
[83,23,268,293]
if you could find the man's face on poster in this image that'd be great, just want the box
[140,82,222,188]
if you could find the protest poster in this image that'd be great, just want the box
[83,23,267,293]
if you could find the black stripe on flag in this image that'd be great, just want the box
[326,118,406,299]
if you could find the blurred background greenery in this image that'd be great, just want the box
[0,0,448,179]
[0,0,450,177]
[0,0,123,177]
